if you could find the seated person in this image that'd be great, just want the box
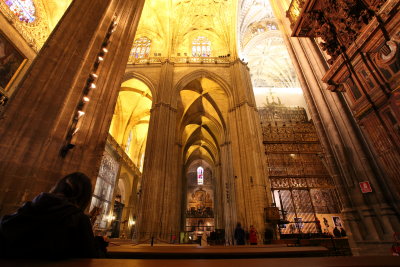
[0,172,99,259]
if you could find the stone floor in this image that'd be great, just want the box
[2,240,398,266]
[107,243,330,258]
[1,257,400,267]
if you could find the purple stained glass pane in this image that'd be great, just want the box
[4,0,36,23]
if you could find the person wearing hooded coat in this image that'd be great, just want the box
[234,223,245,245]
[0,172,99,259]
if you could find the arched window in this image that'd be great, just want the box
[5,0,36,23]
[197,166,204,185]
[192,36,211,57]
[267,23,277,30]
[131,37,151,58]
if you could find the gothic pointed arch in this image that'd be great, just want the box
[109,77,153,169]
[122,71,158,102]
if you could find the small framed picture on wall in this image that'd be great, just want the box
[0,30,27,92]
[332,216,343,228]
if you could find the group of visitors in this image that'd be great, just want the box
[0,172,107,259]
[234,223,259,245]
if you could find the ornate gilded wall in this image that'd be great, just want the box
[259,101,341,235]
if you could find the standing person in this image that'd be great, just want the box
[315,218,322,234]
[249,225,258,245]
[264,227,274,244]
[201,232,208,247]
[340,228,347,237]
[0,172,99,259]
[333,227,342,238]
[171,234,177,244]
[184,232,189,243]
[234,223,245,245]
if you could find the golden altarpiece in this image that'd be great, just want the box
[259,99,341,236]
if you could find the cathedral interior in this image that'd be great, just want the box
[0,0,399,257]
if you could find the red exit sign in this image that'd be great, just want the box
[359,181,372,193]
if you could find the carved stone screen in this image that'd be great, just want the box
[90,151,120,231]
[259,103,341,235]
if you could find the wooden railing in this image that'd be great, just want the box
[128,56,231,65]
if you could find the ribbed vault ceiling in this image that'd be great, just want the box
[41,0,72,30]
[238,0,301,99]
[179,78,228,168]
[134,0,235,57]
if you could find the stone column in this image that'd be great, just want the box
[219,141,237,244]
[212,161,224,230]
[229,60,270,235]
[0,0,145,215]
[136,61,181,242]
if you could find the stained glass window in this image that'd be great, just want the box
[4,0,36,23]
[197,167,204,185]
[131,37,151,58]
[192,36,211,57]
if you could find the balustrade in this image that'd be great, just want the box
[127,56,231,65]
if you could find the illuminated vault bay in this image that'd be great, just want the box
[1,0,399,256]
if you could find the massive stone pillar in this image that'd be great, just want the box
[229,60,271,234]
[0,0,145,216]
[135,61,181,242]
[219,141,237,245]
[270,0,400,255]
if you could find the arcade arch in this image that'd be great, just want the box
[91,77,153,235]
[109,78,152,170]
[177,76,229,238]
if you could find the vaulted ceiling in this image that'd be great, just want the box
[239,0,299,89]
[238,0,304,108]
[134,0,237,57]
[41,0,72,30]
[179,78,228,169]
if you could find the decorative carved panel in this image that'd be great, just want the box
[260,104,339,229]
[289,0,386,63]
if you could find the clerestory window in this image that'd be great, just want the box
[192,36,211,57]
[131,37,151,58]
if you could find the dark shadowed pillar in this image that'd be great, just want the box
[0,0,145,215]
